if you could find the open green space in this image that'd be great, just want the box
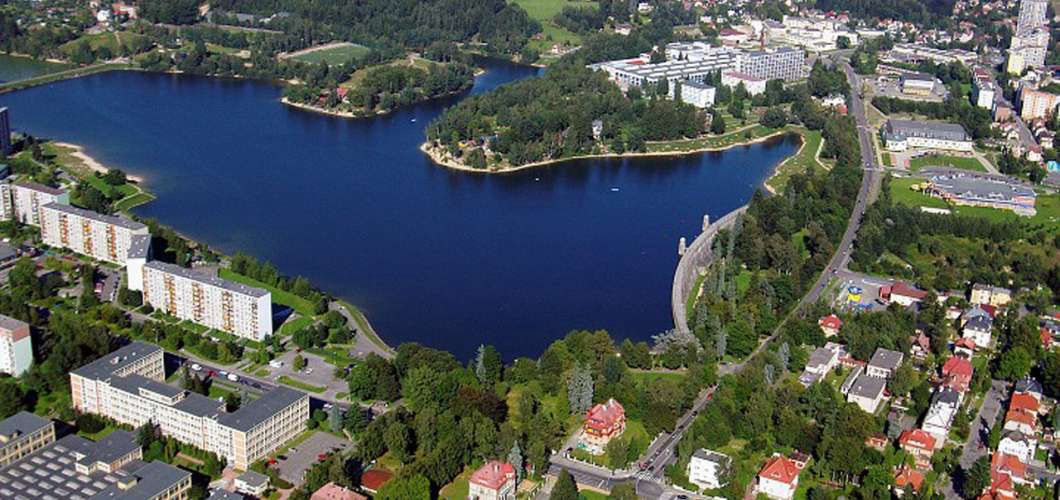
[766,128,825,192]
[306,346,355,367]
[908,154,987,172]
[218,269,316,316]
[511,0,597,52]
[289,43,370,64]
[78,423,117,441]
[60,32,147,57]
[278,315,314,337]
[685,274,705,318]
[277,375,327,393]
[646,124,777,154]
[439,465,474,500]
[113,192,156,211]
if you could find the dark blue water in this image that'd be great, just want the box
[0,55,71,83]
[0,59,798,359]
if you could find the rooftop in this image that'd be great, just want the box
[14,181,65,196]
[868,347,904,371]
[41,203,147,232]
[848,373,886,400]
[126,234,151,261]
[928,173,1036,205]
[886,119,970,142]
[758,455,800,485]
[207,490,247,500]
[92,460,191,500]
[469,460,516,490]
[237,470,269,488]
[144,261,269,298]
[692,448,731,466]
[0,313,29,334]
[71,342,162,381]
[109,374,184,400]
[218,386,305,432]
[0,412,51,444]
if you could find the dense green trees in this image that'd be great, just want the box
[871,96,994,141]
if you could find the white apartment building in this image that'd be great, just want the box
[883,119,973,152]
[972,69,996,110]
[679,80,716,108]
[142,261,272,341]
[736,47,805,82]
[688,448,731,490]
[0,182,70,227]
[767,16,859,52]
[1010,29,1049,69]
[40,202,150,266]
[70,342,309,470]
[0,314,32,377]
[1017,0,1048,34]
[721,71,767,95]
[1020,87,1060,120]
[126,234,151,292]
[591,46,738,92]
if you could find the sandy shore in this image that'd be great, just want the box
[420,128,799,175]
[51,142,144,183]
[281,97,359,118]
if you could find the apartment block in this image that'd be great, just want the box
[0,181,69,227]
[0,314,33,377]
[1019,87,1060,120]
[736,47,805,82]
[0,412,55,468]
[70,342,309,470]
[1017,0,1048,34]
[972,69,996,110]
[41,202,150,266]
[142,261,272,341]
[0,428,192,500]
[126,234,151,292]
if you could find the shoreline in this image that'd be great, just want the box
[420,128,800,175]
[50,141,146,183]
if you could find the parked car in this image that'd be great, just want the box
[219,370,228,377]
[190,364,201,371]
[227,373,239,382]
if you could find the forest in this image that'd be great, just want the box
[812,0,959,26]
[871,96,995,142]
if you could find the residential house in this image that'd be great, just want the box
[581,399,626,454]
[941,356,974,393]
[954,338,977,358]
[1004,408,1037,435]
[991,452,1030,488]
[899,429,937,469]
[799,345,840,386]
[818,315,842,337]
[468,460,517,500]
[885,282,929,306]
[360,469,393,495]
[961,308,994,349]
[235,471,269,497]
[998,430,1036,463]
[310,482,367,500]
[1013,378,1043,401]
[910,332,931,360]
[970,284,1012,307]
[687,449,731,490]
[894,467,925,496]
[867,348,904,379]
[847,374,887,413]
[922,388,961,447]
[755,454,804,500]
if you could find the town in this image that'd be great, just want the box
[0,0,1059,499]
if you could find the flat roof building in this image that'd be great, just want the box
[0,313,32,377]
[0,181,70,227]
[0,412,56,468]
[0,429,192,500]
[737,47,805,82]
[41,202,150,266]
[70,342,308,470]
[142,261,272,341]
[884,119,973,152]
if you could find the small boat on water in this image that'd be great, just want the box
[410,118,417,122]
[610,187,620,192]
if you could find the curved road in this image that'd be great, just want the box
[546,57,883,499]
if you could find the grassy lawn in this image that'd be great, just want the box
[579,491,609,500]
[59,32,147,57]
[277,375,327,393]
[630,370,686,385]
[79,424,117,441]
[511,0,596,52]
[306,346,355,367]
[890,177,1060,228]
[113,192,155,211]
[208,384,234,399]
[278,315,314,337]
[290,43,370,64]
[766,128,825,193]
[646,124,776,153]
[685,273,705,318]
[439,465,474,500]
[908,154,986,172]
[218,269,316,317]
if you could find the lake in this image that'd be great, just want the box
[0,58,799,360]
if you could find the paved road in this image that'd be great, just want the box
[960,380,1009,470]
[328,302,394,360]
[544,58,882,499]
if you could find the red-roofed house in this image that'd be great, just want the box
[888,282,929,306]
[899,430,936,469]
[311,482,367,500]
[942,357,974,393]
[991,452,1029,487]
[581,399,626,454]
[1004,408,1037,435]
[468,460,516,500]
[756,455,803,500]
[819,315,842,337]
[893,467,925,496]
[954,338,977,357]
[1010,393,1040,414]
[360,469,393,494]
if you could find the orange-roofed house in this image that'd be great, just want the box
[756,455,803,500]
[818,315,842,337]
[942,357,974,393]
[311,482,367,500]
[360,469,393,495]
[581,399,626,454]
[899,430,936,469]
[1010,393,1040,414]
[991,452,1029,487]
[893,467,924,497]
[1003,408,1037,435]
[468,460,517,500]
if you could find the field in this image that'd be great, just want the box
[765,128,826,193]
[287,43,370,65]
[908,154,987,172]
[60,32,147,57]
[511,0,597,52]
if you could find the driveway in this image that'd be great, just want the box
[275,432,353,485]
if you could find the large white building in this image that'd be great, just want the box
[766,16,859,52]
[591,45,738,92]
[1017,0,1048,34]
[721,71,767,95]
[70,342,309,470]
[972,68,996,110]
[679,80,716,108]
[0,314,32,377]
[126,234,151,292]
[883,119,973,152]
[40,202,150,266]
[0,182,70,227]
[142,261,272,341]
[1010,29,1049,69]
[736,47,805,82]
[688,449,731,490]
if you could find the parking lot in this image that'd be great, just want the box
[268,349,347,396]
[832,272,895,312]
[275,431,352,484]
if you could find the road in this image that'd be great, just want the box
[960,380,1009,470]
[544,58,883,499]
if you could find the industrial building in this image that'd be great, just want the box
[888,44,977,66]
[924,172,1038,216]
[0,314,32,377]
[883,120,973,152]
[899,73,936,96]
[40,202,150,266]
[70,342,309,470]
[142,261,272,341]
